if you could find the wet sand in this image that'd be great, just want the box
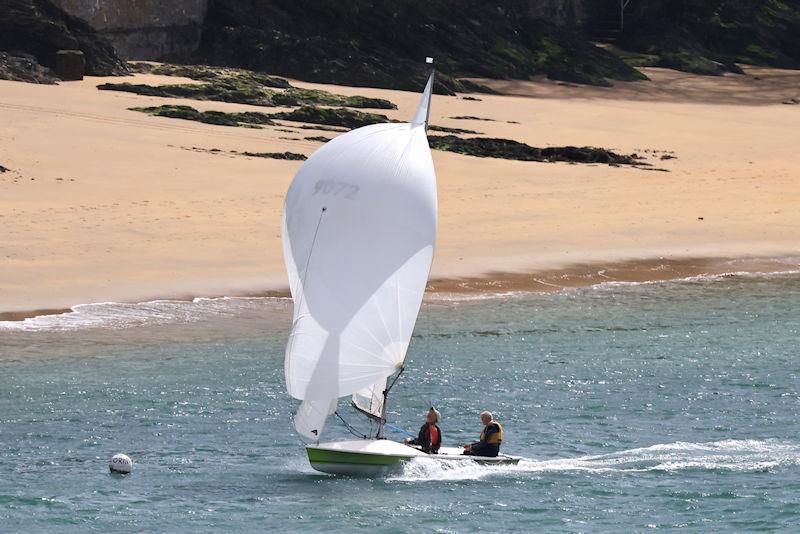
[1,65,799,317]
[426,257,800,297]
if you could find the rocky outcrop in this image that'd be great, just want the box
[522,0,585,26]
[194,0,644,91]
[617,0,800,75]
[0,0,127,76]
[50,0,209,60]
[50,0,584,63]
[427,135,646,166]
[0,51,59,83]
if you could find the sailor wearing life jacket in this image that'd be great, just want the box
[463,411,503,457]
[405,407,442,454]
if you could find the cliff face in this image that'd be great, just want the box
[51,0,585,61]
[618,0,800,75]
[51,0,209,59]
[523,0,585,25]
[0,0,127,76]
[193,0,642,91]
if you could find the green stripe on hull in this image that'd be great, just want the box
[307,447,410,466]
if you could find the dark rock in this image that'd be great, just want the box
[293,124,348,133]
[461,96,482,101]
[271,88,396,110]
[0,164,9,173]
[130,104,275,127]
[427,135,646,166]
[133,103,481,135]
[132,105,650,170]
[0,0,127,76]
[428,125,481,135]
[449,116,495,121]
[239,151,306,160]
[128,62,290,88]
[0,51,58,83]
[50,0,209,60]
[270,106,391,129]
[54,49,83,80]
[102,64,397,109]
[131,104,385,130]
[194,0,645,92]
[454,79,500,94]
[100,81,277,106]
[617,1,800,76]
[304,136,331,143]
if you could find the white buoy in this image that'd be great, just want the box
[109,453,133,474]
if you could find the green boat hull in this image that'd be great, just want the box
[306,440,521,476]
[307,446,409,476]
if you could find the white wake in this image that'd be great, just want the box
[0,296,290,332]
[389,439,800,482]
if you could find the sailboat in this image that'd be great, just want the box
[281,62,520,476]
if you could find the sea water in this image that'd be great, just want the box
[1,273,799,532]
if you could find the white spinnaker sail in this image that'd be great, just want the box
[282,74,437,440]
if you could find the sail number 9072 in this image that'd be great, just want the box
[312,180,359,199]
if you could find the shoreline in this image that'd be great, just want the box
[2,68,798,318]
[3,255,797,323]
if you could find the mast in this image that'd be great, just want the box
[411,57,435,131]
[376,367,405,439]
[375,57,435,439]
[424,57,435,130]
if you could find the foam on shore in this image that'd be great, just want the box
[2,258,798,332]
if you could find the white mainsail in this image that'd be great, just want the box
[351,378,387,420]
[282,72,438,440]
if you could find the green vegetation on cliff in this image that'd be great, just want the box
[617,0,800,75]
[194,0,645,91]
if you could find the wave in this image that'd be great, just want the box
[428,260,800,302]
[389,439,800,482]
[3,266,798,332]
[592,268,800,291]
[0,296,289,332]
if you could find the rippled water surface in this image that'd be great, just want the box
[1,274,799,532]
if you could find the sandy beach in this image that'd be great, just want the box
[1,66,799,317]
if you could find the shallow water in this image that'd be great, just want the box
[1,273,799,532]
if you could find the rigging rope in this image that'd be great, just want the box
[335,411,368,439]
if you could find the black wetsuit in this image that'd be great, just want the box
[409,423,442,454]
[467,422,502,457]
